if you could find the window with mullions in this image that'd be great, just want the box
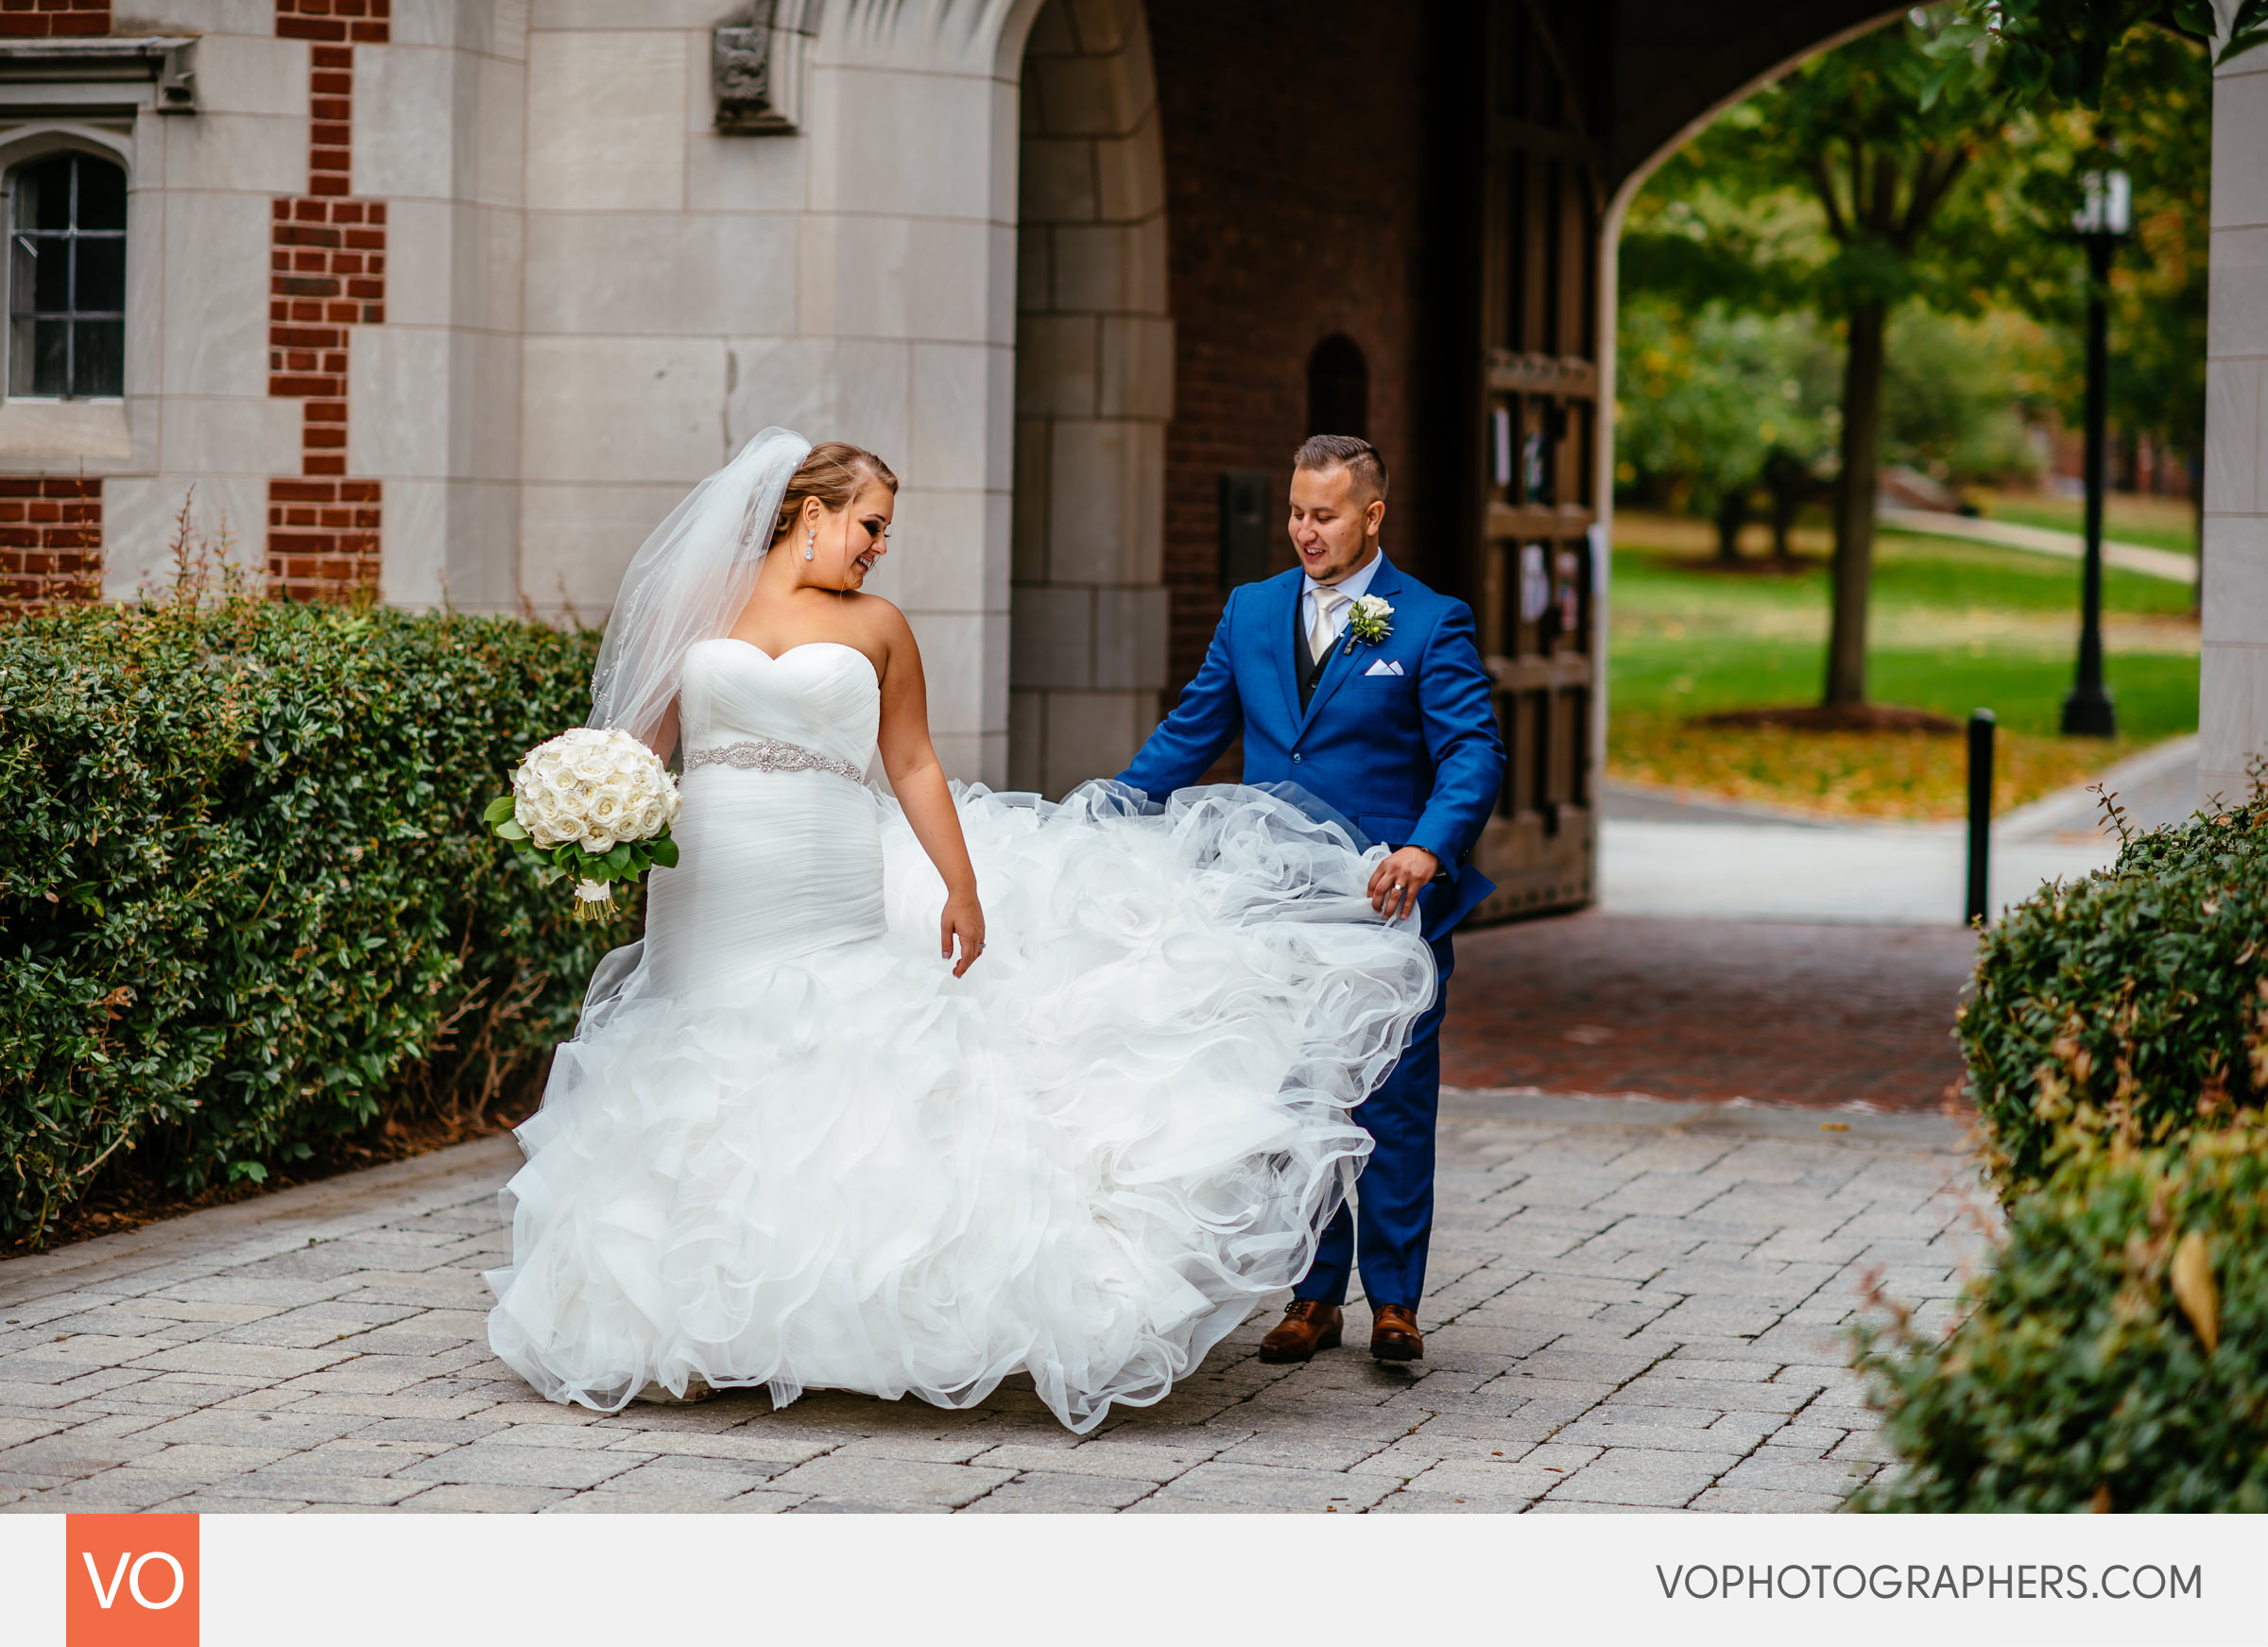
[9,153,126,400]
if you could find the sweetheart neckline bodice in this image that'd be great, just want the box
[680,636,882,774]
[715,636,883,690]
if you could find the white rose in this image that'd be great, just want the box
[520,798,572,848]
[505,729,679,855]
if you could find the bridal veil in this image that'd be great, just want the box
[586,426,812,753]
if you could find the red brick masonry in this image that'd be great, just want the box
[274,0,387,44]
[266,0,389,600]
[0,477,100,606]
[1443,911,1980,1112]
[0,1,109,39]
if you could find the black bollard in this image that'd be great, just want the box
[1967,710,1995,927]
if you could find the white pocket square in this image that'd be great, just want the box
[1363,659,1404,677]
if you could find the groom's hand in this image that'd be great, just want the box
[1369,847,1440,924]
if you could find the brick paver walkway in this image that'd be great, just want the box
[0,1091,1989,1514]
[1445,913,1980,1110]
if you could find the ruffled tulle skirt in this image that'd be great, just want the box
[483,781,1434,1433]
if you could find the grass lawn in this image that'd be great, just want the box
[1608,509,2200,820]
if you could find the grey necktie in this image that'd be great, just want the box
[1308,589,1347,665]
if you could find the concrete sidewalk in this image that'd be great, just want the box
[0,1092,1988,1515]
[1599,738,2199,926]
[1878,506,2198,584]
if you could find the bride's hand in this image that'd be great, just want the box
[942,888,987,976]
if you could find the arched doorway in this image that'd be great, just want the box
[1006,0,1173,796]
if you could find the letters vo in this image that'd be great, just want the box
[64,1516,198,1647]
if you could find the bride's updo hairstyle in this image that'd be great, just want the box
[770,441,900,545]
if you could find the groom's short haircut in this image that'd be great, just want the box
[1294,434,1388,504]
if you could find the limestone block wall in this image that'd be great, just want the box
[0,0,1041,787]
[0,3,309,600]
[0,0,108,612]
[1007,0,1173,796]
[346,0,525,613]
[510,0,1018,782]
[2205,31,2268,801]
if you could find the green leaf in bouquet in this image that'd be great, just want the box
[603,842,634,873]
[648,836,679,869]
[481,796,516,826]
[494,820,528,841]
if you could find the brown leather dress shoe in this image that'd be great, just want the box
[1258,1299,1343,1363]
[1370,1304,1424,1362]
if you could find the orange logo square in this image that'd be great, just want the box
[64,1515,198,1647]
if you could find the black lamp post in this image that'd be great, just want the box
[2060,169,2130,739]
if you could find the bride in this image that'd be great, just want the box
[484,429,1435,1433]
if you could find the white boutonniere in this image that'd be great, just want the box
[1343,594,1395,653]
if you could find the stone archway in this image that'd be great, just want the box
[1007,0,1173,796]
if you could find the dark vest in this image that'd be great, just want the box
[1295,587,1332,712]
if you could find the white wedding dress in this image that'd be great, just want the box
[484,636,1434,1432]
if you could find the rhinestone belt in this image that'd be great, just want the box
[684,737,865,785]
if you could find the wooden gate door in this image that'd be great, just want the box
[1462,0,1604,924]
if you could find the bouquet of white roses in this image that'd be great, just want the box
[482,727,681,923]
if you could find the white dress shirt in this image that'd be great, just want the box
[1301,548,1383,656]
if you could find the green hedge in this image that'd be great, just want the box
[1852,1126,2268,1512]
[0,592,605,1241]
[1960,787,2268,1197]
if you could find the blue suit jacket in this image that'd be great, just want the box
[1117,554,1506,939]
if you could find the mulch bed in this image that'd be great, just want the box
[1683,553,1825,576]
[1696,703,1962,734]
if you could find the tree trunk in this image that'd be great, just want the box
[1770,489,1800,559]
[1714,488,1750,562]
[1824,301,1886,707]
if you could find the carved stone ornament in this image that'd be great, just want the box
[0,36,199,117]
[713,2,822,134]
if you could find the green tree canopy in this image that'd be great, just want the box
[1622,12,2020,707]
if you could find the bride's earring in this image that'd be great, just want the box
[803,526,816,561]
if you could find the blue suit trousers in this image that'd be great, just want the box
[1296,931,1454,1311]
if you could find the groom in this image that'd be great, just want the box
[1117,435,1505,1364]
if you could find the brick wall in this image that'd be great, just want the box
[275,0,387,43]
[266,0,389,599]
[1144,0,1466,697]
[0,478,100,606]
[0,1,109,37]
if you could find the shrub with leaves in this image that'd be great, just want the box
[0,589,606,1242]
[1958,780,2268,1199]
[1852,1125,2268,1512]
